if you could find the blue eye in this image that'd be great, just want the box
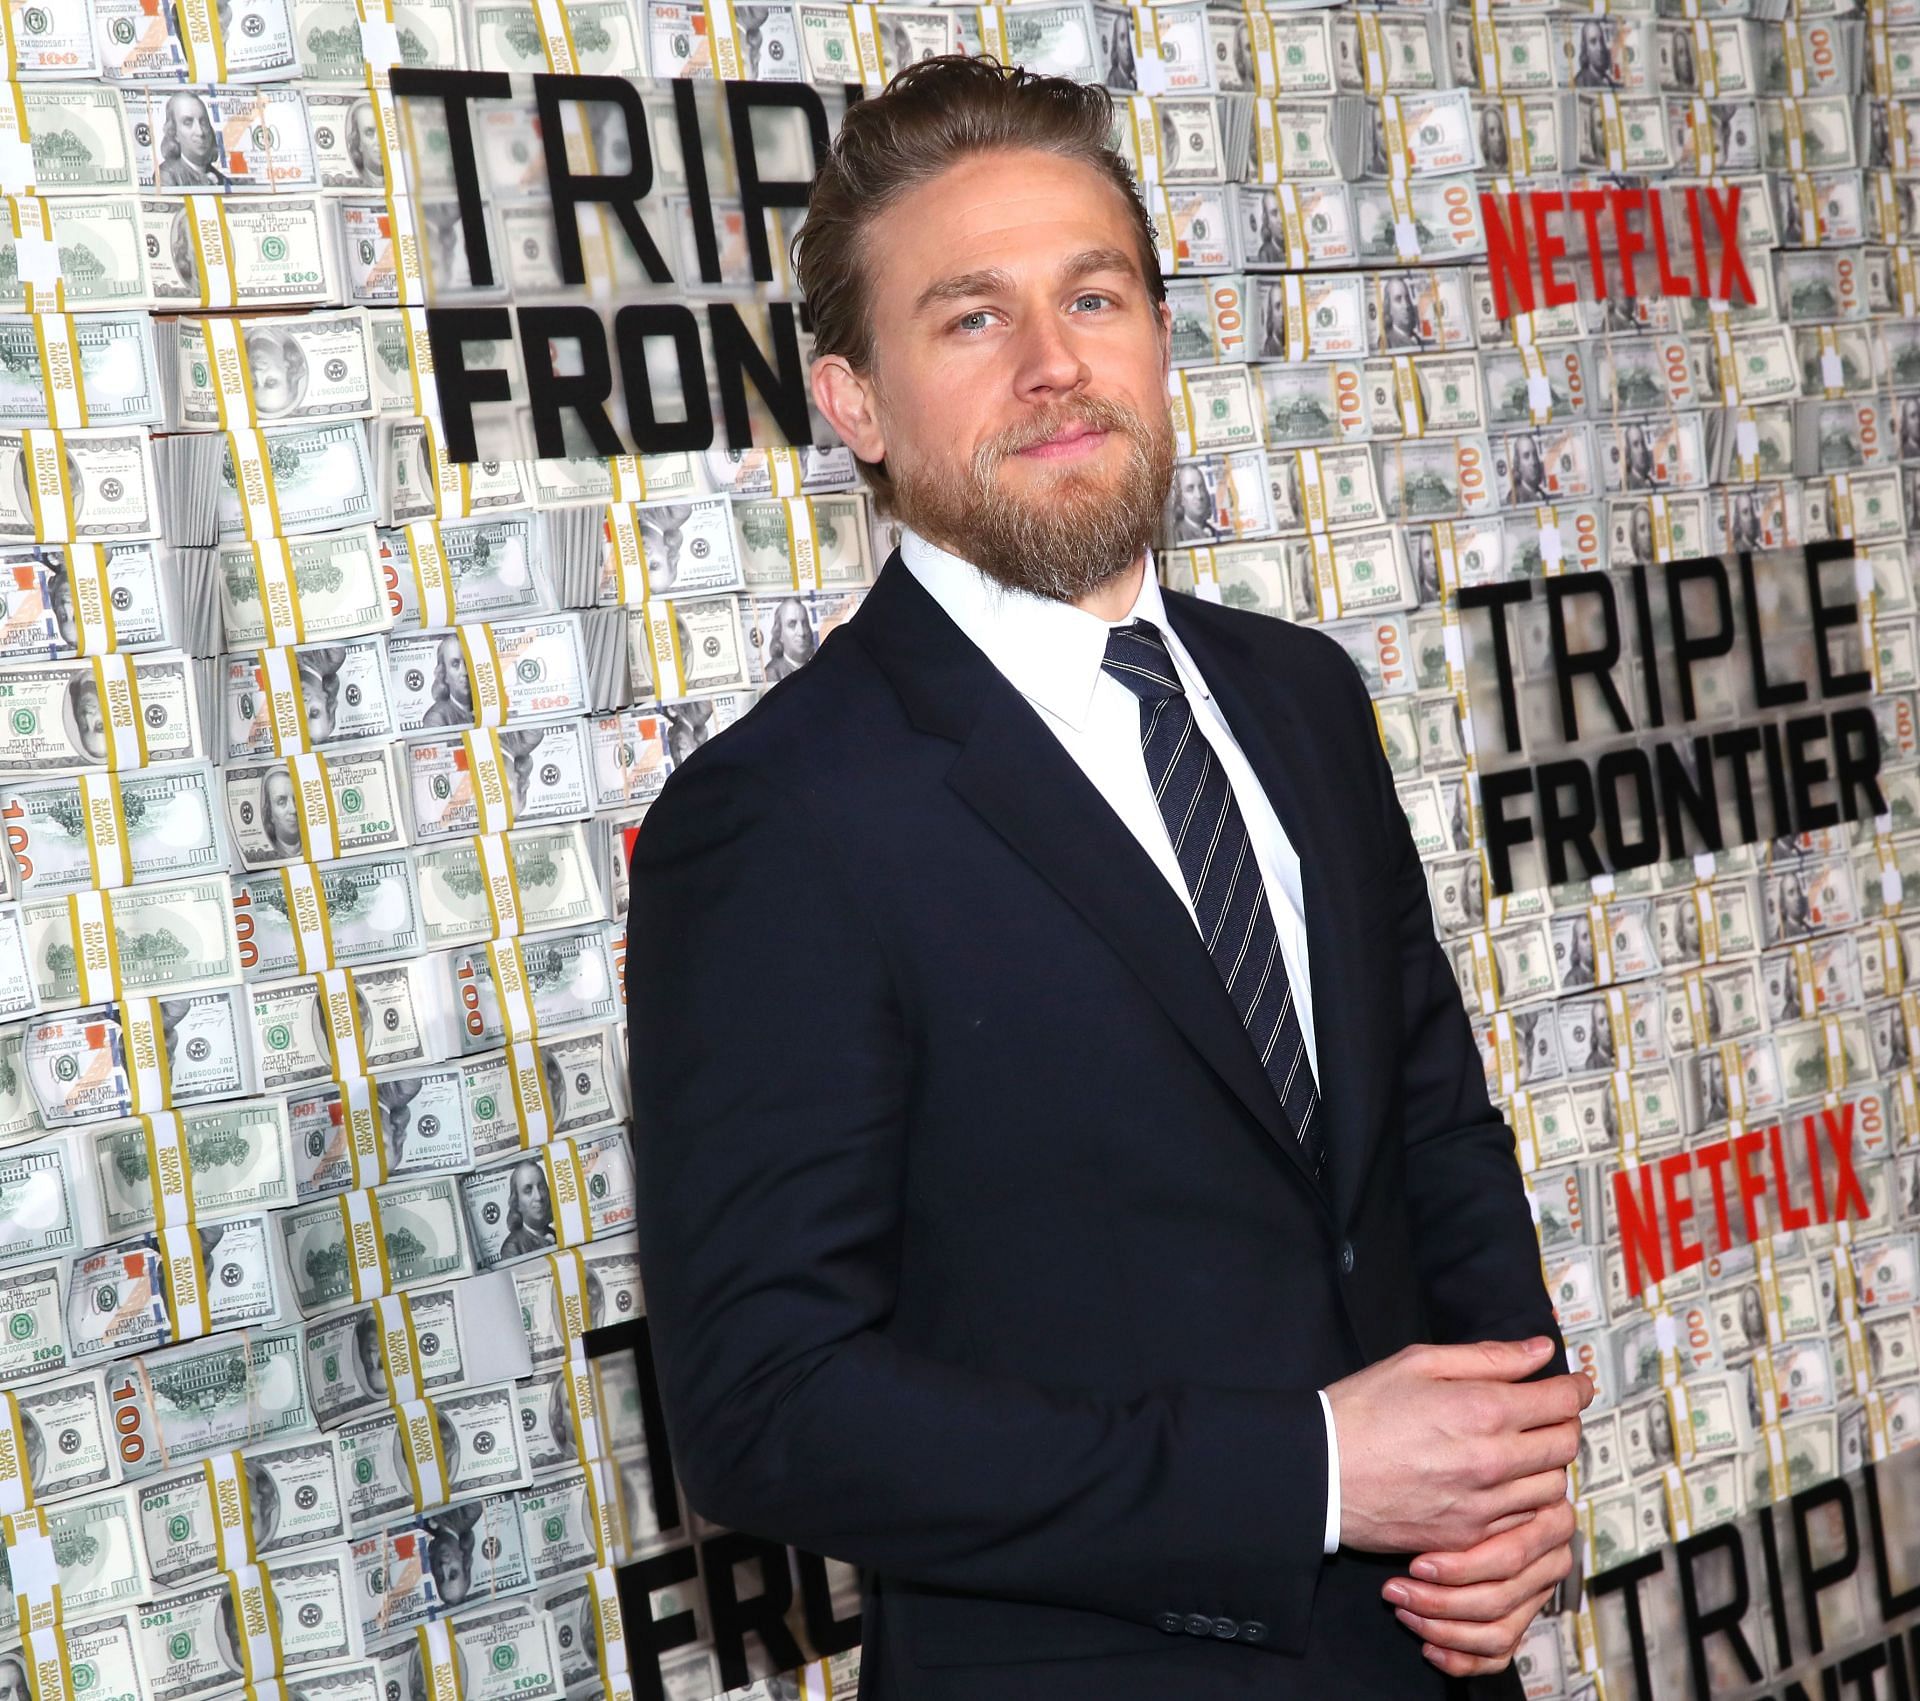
[954,310,991,333]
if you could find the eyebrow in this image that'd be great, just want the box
[910,245,1142,319]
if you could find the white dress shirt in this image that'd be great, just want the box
[900,527,1343,1556]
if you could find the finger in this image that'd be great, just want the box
[1385,1543,1571,1624]
[1414,1337,1558,1383]
[1410,1501,1574,1585]
[1421,1643,1513,1678]
[1395,1585,1555,1658]
[1501,1372,1595,1428]
[1482,1465,1572,1519]
[1477,1415,1582,1481]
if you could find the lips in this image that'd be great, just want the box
[1020,421,1105,454]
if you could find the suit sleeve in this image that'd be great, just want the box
[1339,659,1564,1362]
[627,756,1331,1652]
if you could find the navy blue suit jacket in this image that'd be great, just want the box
[626,555,1563,1699]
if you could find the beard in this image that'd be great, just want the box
[882,390,1173,603]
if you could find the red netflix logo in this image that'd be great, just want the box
[1479,186,1757,320]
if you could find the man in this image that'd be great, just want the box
[158,91,232,188]
[629,56,1582,1701]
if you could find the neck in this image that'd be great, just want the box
[1073,552,1146,621]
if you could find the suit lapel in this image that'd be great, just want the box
[850,558,1328,1200]
[1161,597,1380,1230]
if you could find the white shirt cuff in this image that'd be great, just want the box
[1318,1389,1340,1554]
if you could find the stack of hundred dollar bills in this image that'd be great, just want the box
[2,0,1920,1698]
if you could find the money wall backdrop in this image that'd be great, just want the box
[0,0,1917,1698]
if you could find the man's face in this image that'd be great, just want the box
[430,1536,471,1602]
[1174,465,1209,522]
[513,1162,550,1227]
[250,338,293,414]
[172,95,216,167]
[811,150,1174,603]
[73,680,105,756]
[265,771,300,844]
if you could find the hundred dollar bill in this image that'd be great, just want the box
[336,1383,531,1532]
[0,1,102,75]
[215,420,378,541]
[460,1128,637,1273]
[12,1608,145,1701]
[0,652,198,771]
[290,1061,474,1202]
[632,595,753,699]
[1352,176,1486,266]
[509,1372,582,1479]
[100,0,303,80]
[303,1270,528,1428]
[1363,354,1488,438]
[512,1237,643,1371]
[386,618,592,734]
[0,198,149,312]
[67,1214,283,1362]
[517,1468,610,1584]
[128,85,315,194]
[413,827,606,951]
[0,316,162,430]
[0,1261,70,1384]
[234,852,426,980]
[4,87,136,192]
[539,1565,627,1692]
[597,497,743,604]
[109,1324,314,1481]
[137,1435,348,1591]
[23,873,241,1010]
[445,926,620,1054]
[89,1097,294,1234]
[138,1544,360,1701]
[374,1596,562,1701]
[145,197,337,307]
[218,529,389,648]
[23,986,254,1125]
[293,0,463,78]
[3,1371,119,1501]
[223,638,397,762]
[0,542,179,661]
[351,1496,532,1638]
[401,721,593,843]
[225,745,408,872]
[178,312,373,431]
[475,0,648,71]
[17,1485,150,1620]
[278,1176,470,1315]
[468,1027,626,1161]
[380,517,545,630]
[1376,434,1496,520]
[251,960,454,1093]
[2,760,226,899]
[796,0,955,82]
[0,427,158,542]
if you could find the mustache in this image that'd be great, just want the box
[980,395,1152,465]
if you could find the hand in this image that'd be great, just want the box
[1381,1499,1577,1677]
[1325,1337,1590,1555]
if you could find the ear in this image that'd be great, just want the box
[1156,296,1172,383]
[810,354,887,465]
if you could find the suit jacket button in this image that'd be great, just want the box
[1211,1618,1239,1640]
[1184,1614,1212,1637]
[1156,1613,1182,1634]
[1340,1241,1355,1274]
[1242,1622,1267,1642]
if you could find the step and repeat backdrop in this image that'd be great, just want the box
[0,0,1917,1698]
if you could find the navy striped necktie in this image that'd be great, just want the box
[1102,618,1326,1184]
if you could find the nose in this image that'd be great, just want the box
[1010,306,1092,401]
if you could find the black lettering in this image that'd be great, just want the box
[700,1532,807,1690]
[710,301,813,451]
[1761,719,1794,838]
[1457,581,1534,753]
[422,307,513,466]
[618,1546,703,1701]
[795,1551,863,1658]
[1793,1478,1862,1658]
[1833,706,1888,824]
[388,69,509,286]
[1677,1524,1763,1699]
[1743,553,1810,708]
[1786,714,1839,834]
[1631,563,1664,727]
[1666,557,1735,722]
[1480,768,1536,897]
[1656,737,1725,858]
[517,305,624,459]
[1761,1503,1794,1669]
[1597,747,1660,869]
[1840,1644,1889,1701]
[1866,1463,1920,1625]
[1588,1552,1667,1701]
[725,83,834,284]
[1547,573,1633,742]
[1536,759,1603,885]
[673,80,721,285]
[1710,726,1763,844]
[615,305,713,456]
[1808,539,1873,698]
[533,74,672,288]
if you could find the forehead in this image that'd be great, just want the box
[868,151,1141,298]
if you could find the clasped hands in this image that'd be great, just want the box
[1326,1337,1592,1678]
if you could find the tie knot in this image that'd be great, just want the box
[1102,619,1184,704]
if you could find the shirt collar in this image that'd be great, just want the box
[897,527,1171,731]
